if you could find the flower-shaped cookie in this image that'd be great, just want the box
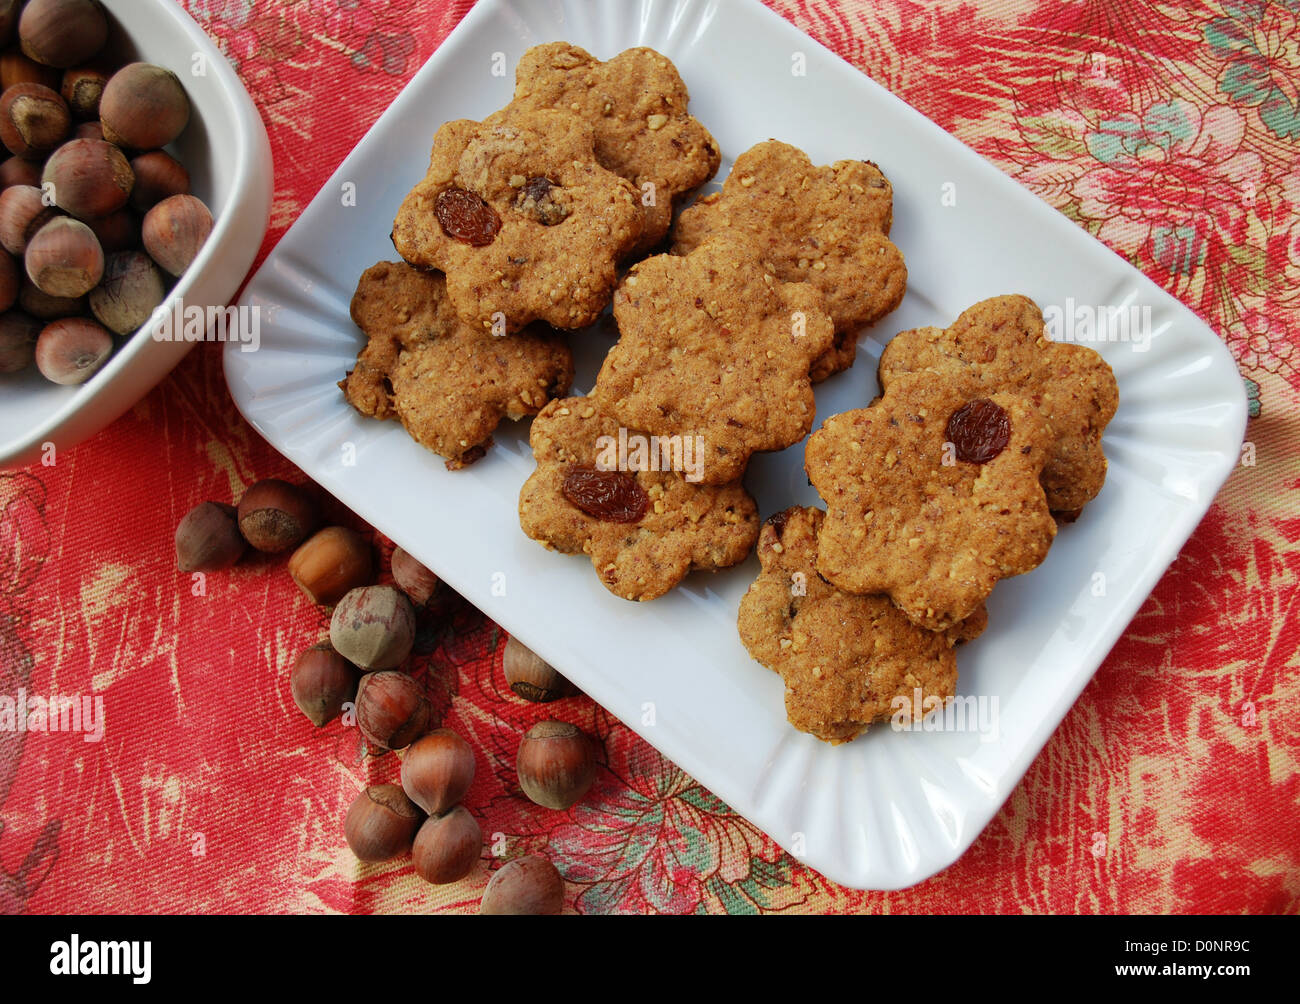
[806,370,1057,630]
[510,42,720,254]
[672,140,907,380]
[519,396,758,601]
[738,507,986,743]
[878,294,1119,512]
[391,108,643,333]
[594,238,834,485]
[341,262,573,469]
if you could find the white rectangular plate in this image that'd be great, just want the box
[225,0,1247,890]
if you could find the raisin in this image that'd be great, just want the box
[514,176,568,226]
[561,465,648,523]
[946,399,1011,464]
[436,187,501,246]
[766,510,790,538]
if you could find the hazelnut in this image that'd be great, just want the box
[19,276,83,319]
[391,545,439,607]
[86,207,138,253]
[100,62,189,150]
[25,215,102,297]
[479,855,564,915]
[0,82,69,158]
[174,500,245,573]
[0,247,15,310]
[0,308,38,372]
[0,154,40,188]
[129,150,189,212]
[329,585,415,670]
[88,250,163,334]
[411,806,480,885]
[290,641,358,727]
[516,720,596,810]
[0,184,59,255]
[42,137,133,219]
[33,315,110,384]
[0,3,16,50]
[236,478,316,553]
[503,636,575,703]
[0,47,61,91]
[355,670,429,751]
[287,525,373,606]
[344,784,420,863]
[18,0,107,70]
[400,729,475,816]
[142,193,212,277]
[60,63,106,119]
[72,119,99,141]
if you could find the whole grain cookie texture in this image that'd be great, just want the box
[673,140,907,380]
[878,294,1118,511]
[738,506,986,744]
[519,396,758,601]
[511,42,720,254]
[391,108,643,333]
[594,238,834,485]
[805,370,1057,631]
[341,261,573,469]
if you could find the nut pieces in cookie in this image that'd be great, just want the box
[594,238,835,486]
[519,396,758,601]
[340,261,573,469]
[392,109,643,333]
[878,294,1118,512]
[510,42,720,254]
[738,507,986,743]
[673,140,907,380]
[805,370,1057,631]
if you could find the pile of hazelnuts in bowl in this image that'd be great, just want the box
[175,477,598,915]
[0,0,213,385]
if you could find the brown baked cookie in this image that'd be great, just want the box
[805,370,1057,631]
[878,295,1118,512]
[511,42,720,254]
[391,108,643,333]
[738,507,986,744]
[519,395,758,601]
[593,238,834,486]
[672,140,907,380]
[341,261,573,469]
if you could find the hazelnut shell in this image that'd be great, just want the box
[288,526,374,606]
[25,215,103,298]
[479,855,565,915]
[400,729,475,816]
[289,643,358,727]
[100,62,190,150]
[236,478,316,553]
[391,545,439,607]
[516,719,597,810]
[18,0,108,70]
[33,315,109,384]
[0,308,39,373]
[502,636,575,703]
[411,806,481,885]
[0,82,69,158]
[355,670,429,751]
[174,500,245,573]
[42,137,133,219]
[344,784,420,863]
[329,585,415,671]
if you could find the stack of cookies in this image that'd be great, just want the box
[337,42,1119,747]
[740,295,1118,743]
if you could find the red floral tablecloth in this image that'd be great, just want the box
[2,0,1297,914]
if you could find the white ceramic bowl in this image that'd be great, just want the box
[0,0,272,468]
